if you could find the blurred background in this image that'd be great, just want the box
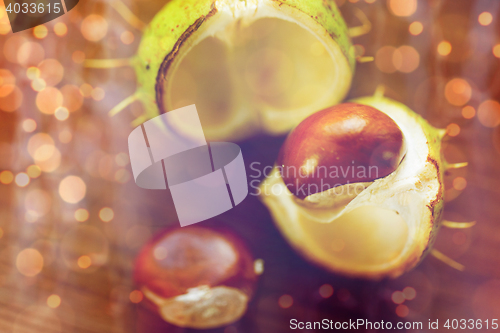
[0,0,500,332]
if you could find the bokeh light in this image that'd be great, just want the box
[462,106,476,119]
[22,119,37,132]
[115,153,130,166]
[375,46,397,73]
[17,42,45,67]
[0,74,16,97]
[395,304,409,317]
[47,295,61,308]
[59,129,73,143]
[81,15,108,42]
[36,87,63,115]
[153,245,168,260]
[409,21,423,35]
[453,177,467,191]
[446,123,460,137]
[91,87,105,101]
[4,36,27,63]
[54,22,68,37]
[278,294,293,309]
[31,79,45,92]
[31,78,46,92]
[15,173,30,187]
[75,208,89,222]
[0,170,14,184]
[437,41,452,56]
[26,67,40,80]
[98,154,114,179]
[0,86,23,112]
[16,248,44,277]
[25,211,38,223]
[33,25,48,39]
[59,176,87,204]
[352,44,365,59]
[80,83,93,98]
[319,284,334,298]
[444,78,471,106]
[38,59,64,87]
[25,189,52,218]
[0,5,11,34]
[392,45,420,73]
[121,31,135,45]
[55,107,69,121]
[402,287,416,300]
[34,144,55,162]
[37,148,61,173]
[77,255,92,269]
[99,207,114,222]
[0,170,14,185]
[72,51,85,64]
[254,259,264,275]
[27,165,42,178]
[129,290,143,303]
[27,133,62,172]
[478,12,493,26]
[114,169,131,183]
[494,44,500,58]
[388,0,417,17]
[391,291,405,304]
[61,84,84,112]
[28,133,54,157]
[0,68,15,97]
[478,100,500,128]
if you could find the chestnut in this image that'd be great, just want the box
[260,95,451,279]
[277,103,406,199]
[133,226,258,329]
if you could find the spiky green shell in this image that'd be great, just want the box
[133,0,354,121]
[353,95,446,259]
[259,95,446,279]
[276,0,355,69]
[133,0,214,117]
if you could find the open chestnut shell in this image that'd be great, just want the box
[259,96,447,279]
[134,226,258,329]
[277,103,406,199]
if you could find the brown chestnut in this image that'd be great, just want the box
[277,103,406,199]
[133,226,258,329]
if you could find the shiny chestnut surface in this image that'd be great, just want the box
[277,103,405,199]
[134,226,257,299]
